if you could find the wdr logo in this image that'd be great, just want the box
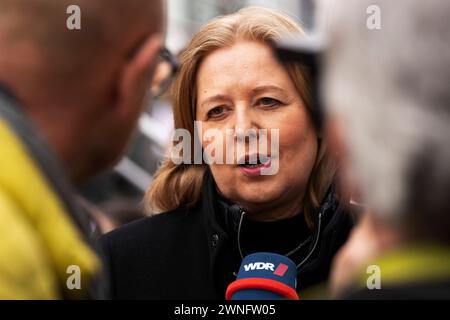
[243,262,289,277]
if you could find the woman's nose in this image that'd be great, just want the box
[233,104,257,132]
[231,105,261,144]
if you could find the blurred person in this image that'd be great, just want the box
[323,0,450,298]
[101,6,354,299]
[0,0,165,299]
[79,170,148,234]
[97,197,147,234]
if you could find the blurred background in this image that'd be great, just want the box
[79,0,317,232]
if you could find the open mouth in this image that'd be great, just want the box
[237,154,271,168]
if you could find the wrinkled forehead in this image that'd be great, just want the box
[196,41,292,101]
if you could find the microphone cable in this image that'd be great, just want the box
[236,208,323,270]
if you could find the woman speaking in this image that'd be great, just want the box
[101,6,354,299]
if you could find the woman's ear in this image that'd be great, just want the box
[115,34,163,118]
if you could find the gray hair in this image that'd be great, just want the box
[324,0,450,239]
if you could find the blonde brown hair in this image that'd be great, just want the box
[145,6,336,228]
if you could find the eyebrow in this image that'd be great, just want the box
[251,85,288,96]
[198,85,289,110]
[199,94,230,109]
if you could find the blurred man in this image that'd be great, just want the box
[323,0,450,298]
[0,0,165,299]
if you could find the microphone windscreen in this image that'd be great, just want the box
[226,252,299,300]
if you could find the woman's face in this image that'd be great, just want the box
[196,41,318,220]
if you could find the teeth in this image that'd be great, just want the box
[244,163,262,168]
[259,156,270,164]
[238,156,271,166]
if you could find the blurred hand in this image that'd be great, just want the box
[329,213,400,297]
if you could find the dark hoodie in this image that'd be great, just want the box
[101,169,354,299]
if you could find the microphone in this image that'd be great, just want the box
[226,252,299,300]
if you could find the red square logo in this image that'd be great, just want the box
[273,263,288,277]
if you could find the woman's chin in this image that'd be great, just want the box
[232,188,284,210]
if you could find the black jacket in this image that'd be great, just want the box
[100,170,354,299]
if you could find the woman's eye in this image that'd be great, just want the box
[207,106,227,119]
[258,97,281,108]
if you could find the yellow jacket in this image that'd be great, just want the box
[0,118,100,299]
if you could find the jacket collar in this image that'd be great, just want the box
[201,170,230,260]
[201,167,342,252]
[0,83,17,101]
[346,243,450,297]
[200,168,354,292]
[0,87,101,298]
[0,84,93,236]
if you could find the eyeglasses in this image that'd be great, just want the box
[150,48,179,98]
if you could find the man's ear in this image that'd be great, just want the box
[325,114,359,200]
[325,115,346,164]
[116,34,163,117]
